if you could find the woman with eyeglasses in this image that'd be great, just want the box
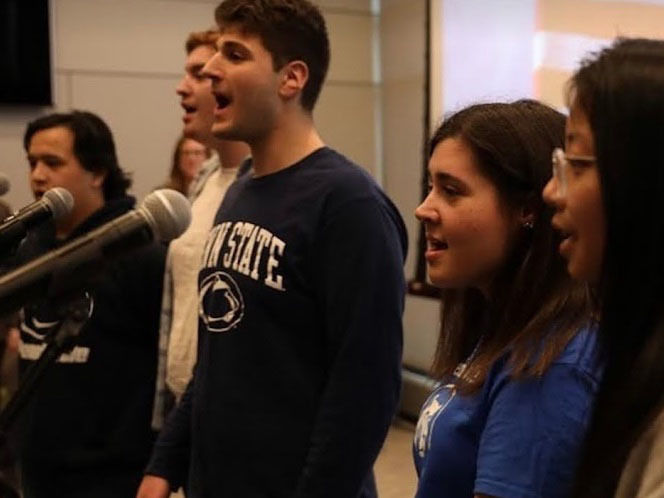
[160,135,211,195]
[413,100,601,498]
[543,37,664,498]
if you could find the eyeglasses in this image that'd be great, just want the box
[551,147,596,195]
[181,149,207,158]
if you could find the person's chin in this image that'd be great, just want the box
[211,123,241,141]
[181,121,201,138]
[427,271,459,290]
[566,261,582,281]
[567,256,598,284]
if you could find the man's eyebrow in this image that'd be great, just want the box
[186,62,205,72]
[220,40,246,51]
[27,153,61,160]
[432,171,460,183]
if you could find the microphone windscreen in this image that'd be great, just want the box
[0,174,10,196]
[140,189,191,242]
[42,187,74,220]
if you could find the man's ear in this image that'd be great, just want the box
[91,169,106,189]
[279,60,309,101]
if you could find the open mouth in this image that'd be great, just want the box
[551,218,573,242]
[427,238,448,251]
[181,103,197,121]
[554,227,576,255]
[553,224,574,243]
[215,94,231,110]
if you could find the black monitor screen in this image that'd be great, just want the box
[0,0,52,106]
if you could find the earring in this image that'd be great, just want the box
[523,220,534,229]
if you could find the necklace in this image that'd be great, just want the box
[453,335,484,380]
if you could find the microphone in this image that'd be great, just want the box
[0,189,191,317]
[0,187,74,253]
[0,174,9,196]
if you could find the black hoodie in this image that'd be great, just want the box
[15,196,166,496]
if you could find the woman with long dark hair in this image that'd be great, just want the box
[543,37,664,497]
[413,100,600,497]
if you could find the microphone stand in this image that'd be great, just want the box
[0,293,92,498]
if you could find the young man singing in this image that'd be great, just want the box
[139,2,407,496]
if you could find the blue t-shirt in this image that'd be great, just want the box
[413,327,601,498]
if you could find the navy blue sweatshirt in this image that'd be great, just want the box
[147,147,407,497]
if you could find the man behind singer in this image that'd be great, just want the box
[151,29,249,431]
[15,110,166,498]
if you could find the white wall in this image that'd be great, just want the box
[381,0,439,373]
[430,0,664,114]
[0,0,380,211]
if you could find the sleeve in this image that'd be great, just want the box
[616,409,664,498]
[141,244,191,490]
[474,363,599,498]
[144,374,193,490]
[293,198,407,498]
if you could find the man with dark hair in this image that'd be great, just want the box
[17,110,166,498]
[23,111,132,236]
[210,0,330,112]
[139,1,407,497]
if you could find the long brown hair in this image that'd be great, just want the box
[429,100,593,394]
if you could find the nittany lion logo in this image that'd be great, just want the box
[199,271,244,333]
[414,383,456,458]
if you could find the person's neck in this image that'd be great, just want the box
[55,198,105,239]
[249,111,324,177]
[213,139,250,171]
